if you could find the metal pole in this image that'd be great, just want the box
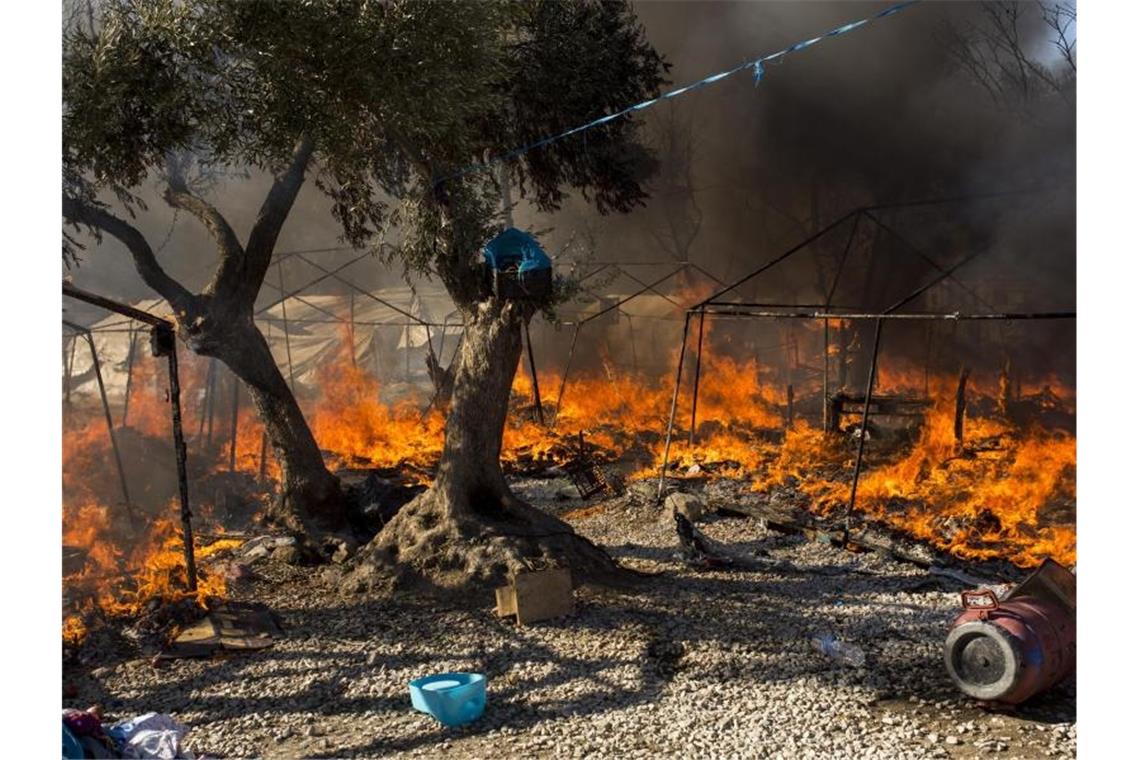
[551,323,581,427]
[842,317,884,544]
[786,384,795,428]
[349,290,357,368]
[259,306,273,482]
[64,334,77,407]
[924,323,934,396]
[954,366,971,443]
[656,313,693,501]
[837,320,849,390]
[66,323,134,519]
[821,213,860,430]
[278,261,297,394]
[523,321,545,425]
[822,319,830,428]
[688,308,706,446]
[205,359,217,446]
[229,370,240,472]
[626,313,638,374]
[121,324,137,427]
[164,336,197,593]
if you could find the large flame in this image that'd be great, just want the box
[63,349,239,645]
[64,317,1075,645]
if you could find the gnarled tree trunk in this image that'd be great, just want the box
[65,138,349,540]
[214,318,343,532]
[179,296,345,534]
[351,299,620,592]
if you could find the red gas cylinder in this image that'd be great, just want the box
[943,559,1076,705]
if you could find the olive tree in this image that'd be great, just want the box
[64,1,667,584]
[356,0,667,588]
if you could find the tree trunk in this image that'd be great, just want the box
[184,302,345,534]
[434,301,522,516]
[350,300,620,592]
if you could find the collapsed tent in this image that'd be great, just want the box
[63,285,464,404]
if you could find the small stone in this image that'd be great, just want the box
[273,545,303,565]
[946,736,961,746]
[926,733,939,744]
[664,492,708,522]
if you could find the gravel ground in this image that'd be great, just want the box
[65,478,1076,759]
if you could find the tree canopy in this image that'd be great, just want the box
[64,0,669,305]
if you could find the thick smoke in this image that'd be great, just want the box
[65,2,1075,385]
[536,1,1075,384]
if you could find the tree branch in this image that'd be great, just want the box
[242,136,316,300]
[62,195,193,311]
[163,173,244,261]
[162,166,246,300]
[1040,2,1076,73]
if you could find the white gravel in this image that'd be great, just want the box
[65,478,1076,759]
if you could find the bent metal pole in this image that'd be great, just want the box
[523,321,545,426]
[121,324,137,427]
[657,312,692,501]
[841,316,883,545]
[688,308,707,447]
[161,326,198,593]
[551,322,581,428]
[62,284,196,592]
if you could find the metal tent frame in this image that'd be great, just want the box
[652,196,1076,545]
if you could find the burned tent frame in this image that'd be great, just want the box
[548,260,726,428]
[253,248,462,427]
[62,319,134,520]
[73,247,466,478]
[653,196,1076,544]
[63,282,198,592]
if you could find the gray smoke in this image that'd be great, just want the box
[65,1,1075,384]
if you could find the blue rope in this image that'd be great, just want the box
[432,0,921,187]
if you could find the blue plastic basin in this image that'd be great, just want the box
[408,672,487,726]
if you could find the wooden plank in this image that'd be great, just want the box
[512,568,573,625]
[495,586,517,617]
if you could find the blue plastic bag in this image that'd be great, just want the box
[482,228,551,274]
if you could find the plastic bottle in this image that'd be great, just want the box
[810,632,866,667]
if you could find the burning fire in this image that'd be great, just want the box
[64,319,1075,644]
[62,348,243,645]
[62,501,240,645]
[798,375,1075,568]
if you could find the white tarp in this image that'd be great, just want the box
[62,284,675,404]
[63,285,464,402]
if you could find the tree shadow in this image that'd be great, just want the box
[74,538,1075,757]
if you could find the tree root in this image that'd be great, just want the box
[341,487,631,595]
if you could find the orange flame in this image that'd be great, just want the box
[64,317,1076,647]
